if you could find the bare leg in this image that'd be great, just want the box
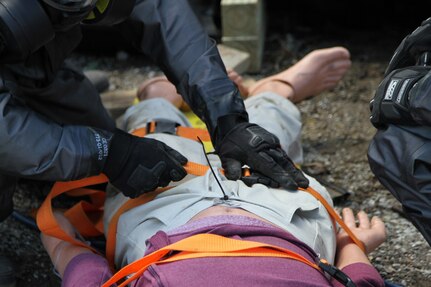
[136,76,183,108]
[136,70,251,109]
[227,68,249,98]
[247,47,351,102]
[40,211,93,278]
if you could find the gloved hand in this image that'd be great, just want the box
[241,171,280,188]
[103,129,188,198]
[215,115,309,189]
[385,17,431,75]
[370,66,431,128]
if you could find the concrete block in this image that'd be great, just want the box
[221,0,266,72]
[221,0,265,37]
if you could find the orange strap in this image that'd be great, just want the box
[132,123,211,142]
[36,174,109,254]
[300,187,366,252]
[101,233,321,287]
[105,188,169,271]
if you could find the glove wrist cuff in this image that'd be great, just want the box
[103,129,133,178]
[215,113,248,145]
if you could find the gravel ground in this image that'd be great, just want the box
[1,9,431,287]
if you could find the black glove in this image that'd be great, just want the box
[370,66,431,128]
[215,115,309,189]
[103,129,188,198]
[241,171,280,188]
[385,17,431,75]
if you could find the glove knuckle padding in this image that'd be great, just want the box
[103,129,187,198]
[127,162,166,197]
[371,66,431,127]
[222,158,242,180]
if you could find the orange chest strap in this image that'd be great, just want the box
[132,121,212,142]
[101,233,322,287]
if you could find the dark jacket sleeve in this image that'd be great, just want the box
[118,0,248,139]
[0,91,111,181]
[367,125,431,245]
[0,26,115,182]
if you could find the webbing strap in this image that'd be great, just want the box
[132,123,211,142]
[101,233,320,287]
[36,174,109,254]
[105,188,169,271]
[300,187,366,252]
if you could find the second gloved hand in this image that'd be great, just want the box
[370,66,431,128]
[103,129,187,198]
[215,115,309,189]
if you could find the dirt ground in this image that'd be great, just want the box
[1,4,431,286]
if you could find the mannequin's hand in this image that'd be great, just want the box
[337,208,386,254]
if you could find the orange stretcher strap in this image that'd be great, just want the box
[101,233,321,287]
[36,174,109,255]
[132,124,211,142]
[105,187,169,271]
[300,187,366,253]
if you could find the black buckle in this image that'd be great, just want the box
[318,260,356,287]
[146,120,179,135]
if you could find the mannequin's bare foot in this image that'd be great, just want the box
[248,47,351,103]
[137,76,183,108]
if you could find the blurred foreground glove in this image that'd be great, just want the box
[103,129,187,198]
[385,17,431,75]
[215,115,309,189]
[370,66,431,128]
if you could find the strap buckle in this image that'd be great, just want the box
[146,120,180,135]
[318,259,356,287]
